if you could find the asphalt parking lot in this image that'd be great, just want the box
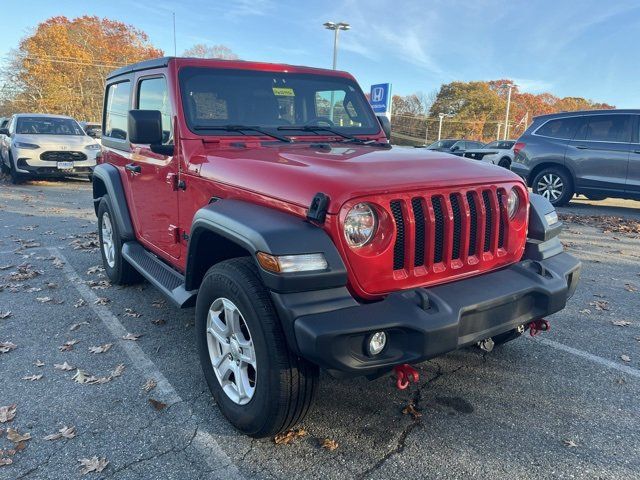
[0,177,639,479]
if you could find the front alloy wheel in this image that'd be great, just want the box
[101,212,116,268]
[207,297,257,405]
[536,173,564,202]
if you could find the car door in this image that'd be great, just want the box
[566,114,633,192]
[126,73,180,260]
[626,115,640,194]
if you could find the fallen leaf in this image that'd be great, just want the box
[123,308,142,318]
[402,403,422,419]
[52,258,64,269]
[578,309,591,315]
[34,360,45,367]
[44,425,76,441]
[72,369,92,384]
[0,311,11,320]
[6,428,31,443]
[0,405,17,423]
[46,282,58,289]
[86,265,104,275]
[24,287,42,293]
[78,456,109,475]
[149,398,167,411]
[151,318,166,326]
[0,342,17,354]
[151,299,166,309]
[73,298,87,308]
[142,378,157,392]
[59,339,79,352]
[0,457,13,466]
[54,362,75,371]
[70,321,89,332]
[110,364,125,378]
[624,283,638,292]
[611,320,631,327]
[621,355,631,363]
[274,428,307,445]
[89,343,112,354]
[122,333,142,341]
[36,296,52,303]
[86,280,110,290]
[321,438,339,451]
[94,297,109,306]
[22,374,43,381]
[563,439,578,448]
[589,300,609,311]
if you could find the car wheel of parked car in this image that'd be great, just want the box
[97,195,141,285]
[9,155,25,185]
[532,167,574,206]
[498,157,511,169]
[196,257,318,438]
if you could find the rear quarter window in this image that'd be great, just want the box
[574,114,633,143]
[535,117,583,140]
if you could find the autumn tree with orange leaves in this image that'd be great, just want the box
[1,16,163,121]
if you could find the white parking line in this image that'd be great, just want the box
[50,247,244,478]
[531,336,640,379]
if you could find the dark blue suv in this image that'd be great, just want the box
[511,109,640,206]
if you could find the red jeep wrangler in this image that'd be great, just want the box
[93,57,580,437]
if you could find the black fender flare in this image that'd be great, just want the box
[185,199,347,293]
[92,163,135,240]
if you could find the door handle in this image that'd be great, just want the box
[575,145,589,150]
[125,163,141,174]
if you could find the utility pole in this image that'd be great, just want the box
[424,118,429,145]
[496,122,502,140]
[324,22,350,121]
[501,83,517,140]
[437,113,445,141]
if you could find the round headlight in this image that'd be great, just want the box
[507,188,520,219]
[344,203,378,247]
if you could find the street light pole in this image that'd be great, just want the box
[324,22,350,121]
[496,122,502,140]
[437,113,445,141]
[501,83,516,140]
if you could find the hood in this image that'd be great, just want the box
[193,142,525,214]
[14,134,95,149]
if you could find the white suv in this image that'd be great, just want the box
[0,113,101,184]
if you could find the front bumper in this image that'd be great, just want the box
[16,158,96,177]
[276,252,580,375]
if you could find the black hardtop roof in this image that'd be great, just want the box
[107,57,172,80]
[533,109,640,121]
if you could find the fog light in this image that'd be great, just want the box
[367,331,387,356]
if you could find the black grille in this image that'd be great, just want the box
[411,198,425,267]
[432,196,444,264]
[450,194,462,259]
[482,190,493,252]
[40,151,87,162]
[390,201,405,270]
[466,192,478,256]
[497,190,505,248]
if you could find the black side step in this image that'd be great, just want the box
[122,241,197,308]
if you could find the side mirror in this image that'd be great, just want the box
[450,145,459,151]
[128,110,174,155]
[376,115,391,140]
[0,128,9,136]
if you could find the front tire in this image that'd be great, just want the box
[532,167,574,206]
[196,257,318,438]
[97,195,140,285]
[9,155,25,184]
[498,157,511,169]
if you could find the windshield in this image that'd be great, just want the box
[16,117,85,135]
[179,67,379,136]
[427,140,456,149]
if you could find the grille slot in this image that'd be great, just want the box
[390,200,405,270]
[411,198,425,267]
[466,192,478,256]
[450,194,462,259]
[40,151,87,162]
[497,190,506,248]
[482,190,493,252]
[431,196,444,264]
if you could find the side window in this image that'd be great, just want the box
[536,117,582,139]
[137,77,173,144]
[581,114,632,143]
[104,81,131,141]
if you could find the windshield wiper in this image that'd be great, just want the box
[193,125,292,143]
[278,125,390,148]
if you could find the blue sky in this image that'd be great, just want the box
[1,0,639,107]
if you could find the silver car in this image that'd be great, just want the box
[0,113,101,184]
[462,140,515,169]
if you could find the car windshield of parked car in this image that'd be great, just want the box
[427,140,456,149]
[484,141,515,149]
[16,117,85,135]
[179,67,379,136]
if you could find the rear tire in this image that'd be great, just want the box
[97,195,141,285]
[498,157,511,169]
[532,167,574,206]
[196,257,318,438]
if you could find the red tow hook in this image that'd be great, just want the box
[393,364,420,390]
[529,318,551,337]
